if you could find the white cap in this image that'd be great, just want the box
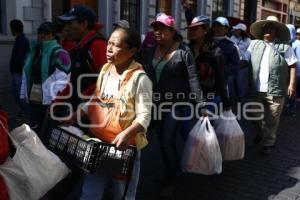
[232,23,247,32]
[297,28,300,34]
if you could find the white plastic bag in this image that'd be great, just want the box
[0,124,70,200]
[181,117,222,175]
[214,110,245,161]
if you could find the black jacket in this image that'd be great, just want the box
[9,33,30,74]
[143,42,204,105]
[189,41,231,108]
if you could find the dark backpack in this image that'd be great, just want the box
[195,44,218,89]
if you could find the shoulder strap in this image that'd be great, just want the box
[118,68,145,98]
[84,36,106,49]
[82,36,106,73]
[95,63,111,91]
[0,119,17,147]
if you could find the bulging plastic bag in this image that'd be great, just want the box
[181,117,222,175]
[0,124,70,200]
[214,110,245,161]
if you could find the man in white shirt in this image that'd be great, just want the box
[247,16,297,154]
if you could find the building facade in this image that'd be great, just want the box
[0,0,248,90]
[1,0,287,90]
[0,0,249,37]
[289,0,300,27]
[256,0,289,23]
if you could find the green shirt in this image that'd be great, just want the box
[152,58,168,82]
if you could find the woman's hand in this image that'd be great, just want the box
[112,122,144,150]
[288,84,296,98]
[112,130,132,150]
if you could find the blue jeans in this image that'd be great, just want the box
[297,76,300,98]
[236,68,249,101]
[80,151,140,200]
[157,106,190,186]
[11,73,24,108]
[287,76,300,112]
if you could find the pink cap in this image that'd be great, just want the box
[150,14,175,28]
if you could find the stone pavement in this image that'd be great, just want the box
[136,103,300,200]
[1,84,300,200]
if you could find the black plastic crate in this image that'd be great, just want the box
[46,126,136,177]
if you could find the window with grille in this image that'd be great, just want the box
[212,0,229,19]
[120,0,140,32]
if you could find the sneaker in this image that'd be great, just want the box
[261,146,273,155]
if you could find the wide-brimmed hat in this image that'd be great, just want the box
[186,15,210,29]
[150,14,175,29]
[250,16,290,42]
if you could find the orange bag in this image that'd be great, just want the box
[88,65,143,144]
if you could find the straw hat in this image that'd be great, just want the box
[250,16,290,42]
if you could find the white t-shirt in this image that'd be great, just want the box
[247,41,297,92]
[101,71,120,99]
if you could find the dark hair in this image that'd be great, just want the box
[240,30,250,40]
[189,27,216,55]
[76,18,96,30]
[10,19,23,33]
[115,28,141,50]
[74,5,97,30]
[38,22,56,35]
[173,30,183,41]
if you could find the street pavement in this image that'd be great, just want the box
[137,103,300,200]
[1,85,300,200]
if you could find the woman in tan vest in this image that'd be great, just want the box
[65,27,152,200]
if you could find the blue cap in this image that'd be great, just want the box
[187,15,210,28]
[213,17,229,27]
[57,5,96,23]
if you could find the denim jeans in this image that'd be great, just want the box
[80,151,141,200]
[287,76,300,113]
[236,67,249,101]
[11,73,22,104]
[156,106,190,186]
[297,77,300,98]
